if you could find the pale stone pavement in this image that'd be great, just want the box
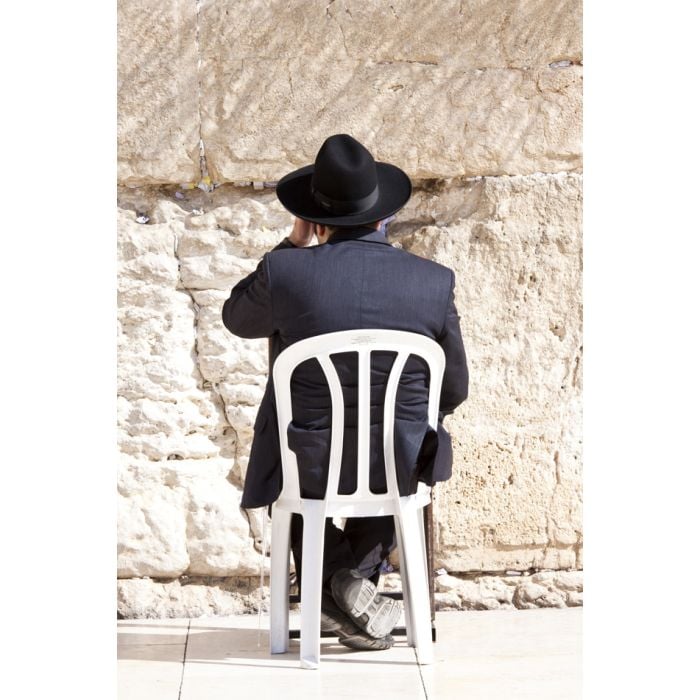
[118,608,582,699]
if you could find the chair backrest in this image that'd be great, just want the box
[272,329,446,510]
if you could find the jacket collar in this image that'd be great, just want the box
[326,225,392,246]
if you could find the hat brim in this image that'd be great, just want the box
[275,162,412,226]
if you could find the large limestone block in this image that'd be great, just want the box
[117,208,233,462]
[198,0,582,180]
[117,461,189,578]
[200,60,581,181]
[117,459,263,578]
[117,0,582,184]
[117,0,200,184]
[203,0,581,67]
[397,172,582,571]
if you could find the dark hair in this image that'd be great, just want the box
[326,221,381,235]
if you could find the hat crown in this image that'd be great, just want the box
[311,134,378,204]
[275,132,411,226]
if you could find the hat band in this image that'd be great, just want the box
[310,182,379,215]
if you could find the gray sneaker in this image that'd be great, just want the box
[329,567,402,639]
[321,592,394,651]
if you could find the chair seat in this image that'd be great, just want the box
[274,482,432,518]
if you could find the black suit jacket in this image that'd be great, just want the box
[222,225,469,508]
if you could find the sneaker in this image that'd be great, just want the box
[320,592,394,651]
[329,567,402,639]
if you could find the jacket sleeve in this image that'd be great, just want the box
[221,237,296,339]
[437,269,469,416]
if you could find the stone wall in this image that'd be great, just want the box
[118,0,582,185]
[117,0,582,615]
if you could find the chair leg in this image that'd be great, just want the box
[270,508,292,654]
[299,500,326,669]
[417,504,429,583]
[398,498,434,665]
[424,499,437,631]
[393,513,414,647]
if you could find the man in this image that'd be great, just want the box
[221,134,469,651]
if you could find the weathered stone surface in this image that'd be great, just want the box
[435,573,465,593]
[117,0,582,184]
[117,576,267,618]
[117,185,286,495]
[396,173,583,572]
[434,591,465,611]
[410,569,584,611]
[117,209,231,462]
[555,570,583,592]
[566,590,583,606]
[200,57,581,181]
[117,192,273,577]
[117,568,582,618]
[204,0,581,67]
[117,459,263,578]
[117,173,581,579]
[117,462,189,578]
[512,581,567,608]
[117,0,200,185]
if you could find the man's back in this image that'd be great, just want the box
[223,225,468,504]
[270,230,451,341]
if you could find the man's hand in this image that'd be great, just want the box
[288,217,317,247]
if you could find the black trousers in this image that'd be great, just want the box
[289,513,397,593]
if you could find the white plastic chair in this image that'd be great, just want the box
[268,329,445,669]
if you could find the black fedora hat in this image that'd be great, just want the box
[275,134,412,227]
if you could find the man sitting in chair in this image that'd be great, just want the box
[222,134,469,652]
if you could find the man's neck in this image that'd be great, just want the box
[327,221,381,240]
